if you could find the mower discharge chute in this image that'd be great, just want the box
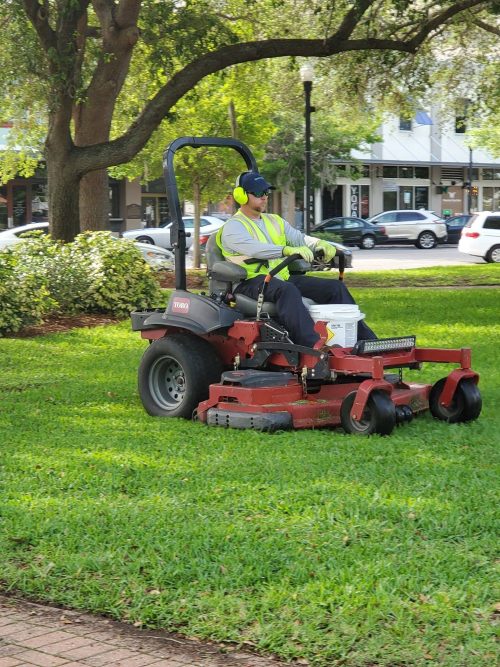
[131,137,481,436]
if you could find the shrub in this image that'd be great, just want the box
[68,232,162,316]
[0,248,56,334]
[0,231,163,335]
[314,230,343,244]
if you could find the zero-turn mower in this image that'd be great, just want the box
[131,137,481,435]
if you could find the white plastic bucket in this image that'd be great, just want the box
[308,304,365,347]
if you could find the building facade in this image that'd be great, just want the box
[317,109,500,224]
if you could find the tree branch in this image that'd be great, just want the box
[407,0,493,50]
[473,17,500,37]
[73,0,493,174]
[333,0,376,42]
[22,0,56,52]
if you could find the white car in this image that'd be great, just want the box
[0,222,49,249]
[133,242,174,270]
[369,210,447,248]
[0,223,174,270]
[123,215,225,250]
[458,211,500,263]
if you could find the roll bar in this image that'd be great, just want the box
[162,137,258,290]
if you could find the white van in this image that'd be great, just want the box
[458,212,500,263]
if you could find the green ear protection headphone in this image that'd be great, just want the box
[233,172,252,206]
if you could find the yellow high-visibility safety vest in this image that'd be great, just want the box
[216,211,289,280]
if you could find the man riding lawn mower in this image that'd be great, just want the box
[131,137,482,436]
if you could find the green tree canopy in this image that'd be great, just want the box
[0,0,497,240]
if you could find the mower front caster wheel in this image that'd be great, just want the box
[340,390,396,436]
[138,334,223,418]
[429,377,482,423]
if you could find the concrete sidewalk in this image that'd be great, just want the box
[0,596,284,667]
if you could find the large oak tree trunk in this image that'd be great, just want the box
[79,170,111,231]
[47,157,81,243]
[74,3,141,232]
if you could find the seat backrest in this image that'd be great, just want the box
[206,232,247,296]
[206,232,224,270]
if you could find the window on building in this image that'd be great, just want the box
[141,178,166,194]
[109,181,120,219]
[13,186,27,226]
[360,185,369,218]
[415,167,430,179]
[455,114,467,134]
[31,183,49,221]
[399,187,413,208]
[482,169,500,180]
[415,187,429,209]
[399,117,412,131]
[399,166,414,179]
[398,186,429,210]
[483,187,500,211]
[0,185,7,230]
[383,166,397,178]
[383,191,398,210]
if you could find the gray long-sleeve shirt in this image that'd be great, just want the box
[220,212,318,260]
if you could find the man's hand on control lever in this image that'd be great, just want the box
[283,245,314,263]
[314,239,337,263]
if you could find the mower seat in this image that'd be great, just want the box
[206,234,278,316]
[206,233,315,317]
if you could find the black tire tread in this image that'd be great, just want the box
[138,333,223,418]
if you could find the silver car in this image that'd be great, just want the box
[123,215,225,250]
[369,210,447,249]
[0,223,174,270]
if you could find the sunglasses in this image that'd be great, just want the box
[249,190,271,198]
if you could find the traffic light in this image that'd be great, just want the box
[471,185,479,196]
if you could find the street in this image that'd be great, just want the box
[342,243,482,271]
[188,243,483,271]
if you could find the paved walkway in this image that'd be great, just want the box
[0,596,285,667]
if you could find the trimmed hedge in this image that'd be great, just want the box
[0,231,162,335]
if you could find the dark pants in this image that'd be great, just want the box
[234,274,377,347]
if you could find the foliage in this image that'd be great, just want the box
[0,232,162,335]
[0,246,55,334]
[68,233,162,315]
[260,64,381,191]
[0,287,498,665]
[0,1,497,240]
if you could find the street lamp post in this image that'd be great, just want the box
[300,62,315,234]
[464,98,474,215]
[468,146,473,215]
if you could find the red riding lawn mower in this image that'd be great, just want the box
[131,137,482,436]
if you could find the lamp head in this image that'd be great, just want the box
[300,62,314,83]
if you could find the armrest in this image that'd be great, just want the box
[209,261,247,282]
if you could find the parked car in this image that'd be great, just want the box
[444,214,472,244]
[368,210,447,248]
[133,242,174,270]
[458,211,500,263]
[0,222,49,249]
[312,216,388,249]
[0,222,174,270]
[123,215,225,250]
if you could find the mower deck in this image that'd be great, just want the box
[195,342,478,432]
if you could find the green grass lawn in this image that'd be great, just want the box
[1,286,499,666]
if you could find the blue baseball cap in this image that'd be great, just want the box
[239,172,275,193]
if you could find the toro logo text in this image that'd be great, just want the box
[171,297,190,314]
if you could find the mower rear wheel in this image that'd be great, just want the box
[138,333,223,418]
[429,377,482,423]
[340,390,396,436]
